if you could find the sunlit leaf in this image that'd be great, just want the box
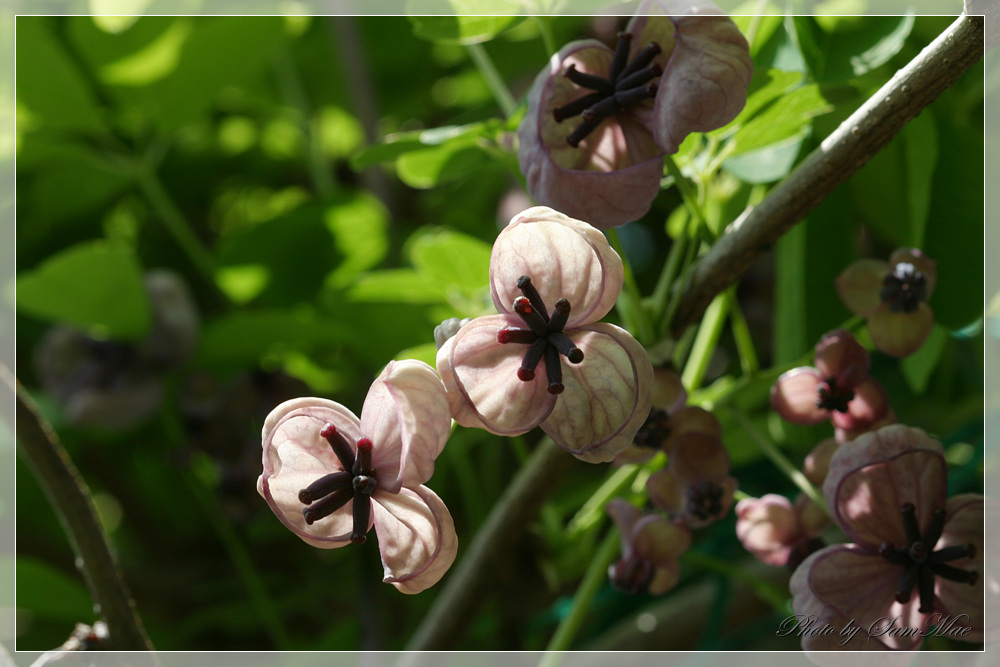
[407,0,521,44]
[324,192,390,290]
[407,227,491,292]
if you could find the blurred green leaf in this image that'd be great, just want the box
[351,121,500,174]
[407,0,521,44]
[397,143,491,189]
[901,324,949,395]
[407,227,491,292]
[790,14,914,83]
[323,192,389,290]
[10,556,95,623]
[723,134,805,184]
[349,269,448,304]
[727,83,829,156]
[16,240,151,340]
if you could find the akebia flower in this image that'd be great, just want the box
[257,360,457,594]
[517,0,752,228]
[735,494,827,569]
[771,329,889,431]
[646,430,737,529]
[436,206,654,463]
[836,248,937,357]
[606,499,691,595]
[790,425,986,650]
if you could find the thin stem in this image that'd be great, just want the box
[680,292,729,392]
[650,224,688,330]
[540,530,621,659]
[6,365,152,651]
[727,407,830,518]
[727,288,759,374]
[566,464,641,536]
[659,229,703,338]
[532,16,557,57]
[663,154,709,232]
[681,551,788,613]
[606,227,653,345]
[466,42,518,118]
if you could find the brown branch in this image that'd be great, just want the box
[4,365,152,651]
[670,13,986,337]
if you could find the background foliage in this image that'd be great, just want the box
[14,10,984,651]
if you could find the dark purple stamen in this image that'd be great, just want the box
[498,276,584,395]
[553,33,662,147]
[634,408,671,449]
[298,430,378,543]
[880,503,977,613]
[880,262,928,314]
[609,555,655,595]
[816,376,855,413]
[684,479,724,521]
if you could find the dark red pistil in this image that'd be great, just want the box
[880,262,928,313]
[609,555,655,595]
[684,479,725,521]
[816,376,854,413]
[879,503,977,613]
[634,408,671,449]
[298,424,377,545]
[497,276,584,395]
[553,33,662,147]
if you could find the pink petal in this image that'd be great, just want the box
[646,469,683,515]
[606,498,642,560]
[735,494,799,566]
[436,314,556,436]
[835,258,889,316]
[934,494,988,641]
[516,42,665,229]
[835,407,898,443]
[830,377,890,432]
[629,3,753,153]
[633,514,692,562]
[867,302,935,358]
[770,367,827,425]
[540,323,654,463]
[372,485,457,594]
[491,208,624,327]
[259,398,363,547]
[824,425,946,549]
[790,544,925,651]
[814,329,869,389]
[889,247,937,299]
[360,360,452,493]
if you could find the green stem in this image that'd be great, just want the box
[650,224,688,329]
[540,530,621,659]
[606,227,653,345]
[659,229,703,338]
[727,288,759,374]
[466,43,517,118]
[663,154,709,231]
[727,408,830,518]
[680,292,729,392]
[681,551,788,613]
[532,16,557,57]
[566,464,641,536]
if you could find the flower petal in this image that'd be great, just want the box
[606,498,642,560]
[934,494,989,641]
[814,329,869,389]
[735,494,799,566]
[867,302,935,358]
[540,323,653,463]
[667,405,723,441]
[770,367,827,425]
[803,438,839,485]
[259,398,363,547]
[633,514,692,562]
[651,366,687,412]
[824,425,946,549]
[646,469,683,515]
[889,247,937,299]
[360,360,452,493]
[667,431,730,483]
[436,314,557,436]
[372,485,457,594]
[491,207,624,327]
[835,258,889,316]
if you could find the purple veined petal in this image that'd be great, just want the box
[259,398,364,547]
[628,2,753,153]
[491,208,625,327]
[790,543,925,651]
[360,360,452,494]
[889,247,937,299]
[646,468,683,515]
[540,323,654,463]
[606,498,643,560]
[436,314,557,436]
[770,367,827,425]
[632,514,692,563]
[372,485,458,595]
[823,425,947,550]
[835,258,889,316]
[867,302,935,358]
[830,377,890,432]
[814,329,869,389]
[934,494,988,641]
[517,42,665,229]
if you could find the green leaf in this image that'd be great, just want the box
[16,241,151,340]
[790,14,914,83]
[323,192,390,290]
[407,228,491,292]
[407,0,521,44]
[901,325,949,395]
[349,122,495,170]
[723,133,805,184]
[348,269,448,304]
[726,83,830,156]
[10,556,95,623]
[396,143,491,189]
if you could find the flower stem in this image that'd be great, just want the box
[532,16,557,57]
[606,227,654,345]
[727,407,830,518]
[663,154,709,233]
[727,288,759,374]
[681,551,788,613]
[566,464,640,537]
[539,530,620,659]
[680,292,729,392]
[466,42,518,118]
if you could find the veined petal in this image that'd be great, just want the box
[935,494,988,641]
[651,366,687,412]
[492,208,624,327]
[372,485,458,594]
[541,323,653,463]
[830,377,890,432]
[436,314,556,436]
[835,258,889,316]
[824,425,946,549]
[771,367,827,425]
[867,302,935,358]
[259,398,363,547]
[361,360,452,493]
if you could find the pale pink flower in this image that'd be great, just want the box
[517,0,752,228]
[836,248,937,357]
[606,499,691,595]
[790,425,986,650]
[257,360,457,594]
[436,207,654,463]
[735,494,827,568]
